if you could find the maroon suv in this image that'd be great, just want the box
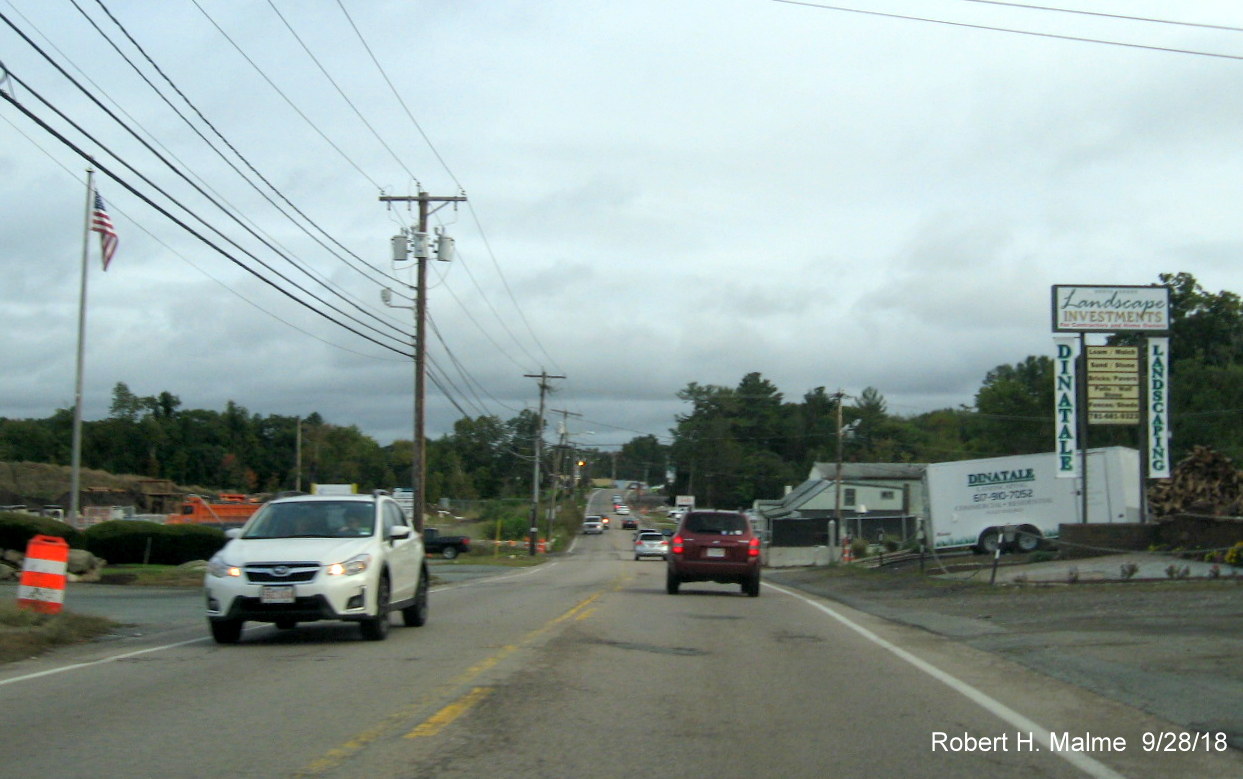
[666,510,761,597]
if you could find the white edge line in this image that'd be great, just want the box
[0,635,209,688]
[765,582,1127,779]
[2,561,558,687]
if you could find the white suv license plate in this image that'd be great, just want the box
[705,548,726,558]
[261,585,295,604]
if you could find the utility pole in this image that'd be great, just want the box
[832,390,847,542]
[380,190,466,531]
[548,409,582,545]
[294,416,302,492]
[525,371,564,554]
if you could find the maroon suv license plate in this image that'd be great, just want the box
[705,548,726,558]
[261,586,295,603]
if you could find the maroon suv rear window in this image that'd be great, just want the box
[683,512,748,535]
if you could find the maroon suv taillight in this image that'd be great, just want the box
[671,535,684,555]
[748,537,760,557]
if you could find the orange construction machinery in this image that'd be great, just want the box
[167,494,262,527]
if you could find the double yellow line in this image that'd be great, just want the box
[299,582,620,775]
[402,589,605,740]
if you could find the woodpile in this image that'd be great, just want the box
[1147,445,1243,517]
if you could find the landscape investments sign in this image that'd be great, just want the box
[1053,335,1078,477]
[1051,285,1171,332]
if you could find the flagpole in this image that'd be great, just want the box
[69,169,94,523]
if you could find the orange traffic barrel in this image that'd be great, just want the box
[17,535,70,614]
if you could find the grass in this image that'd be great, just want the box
[452,552,545,567]
[0,601,117,663]
[99,563,207,587]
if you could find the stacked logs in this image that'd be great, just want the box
[1147,445,1243,517]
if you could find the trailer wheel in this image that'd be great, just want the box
[1015,527,1041,552]
[977,530,1000,555]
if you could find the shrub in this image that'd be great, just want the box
[1225,542,1243,568]
[850,536,870,559]
[0,512,83,551]
[83,521,227,565]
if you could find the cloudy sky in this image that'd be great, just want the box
[2,1,1241,449]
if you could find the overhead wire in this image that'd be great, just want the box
[952,0,1243,35]
[771,0,1243,61]
[264,0,419,185]
[13,2,621,439]
[335,0,568,377]
[1,7,415,351]
[0,78,413,359]
[185,0,383,191]
[0,107,405,362]
[0,62,411,356]
[90,0,416,297]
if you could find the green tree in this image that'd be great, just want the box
[966,356,1054,457]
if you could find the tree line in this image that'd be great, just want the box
[626,272,1243,507]
[2,272,1238,509]
[0,386,546,504]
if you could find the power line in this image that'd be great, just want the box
[333,0,457,191]
[186,0,384,190]
[331,1,564,375]
[0,16,412,350]
[265,0,418,184]
[0,77,413,359]
[773,0,1243,61]
[89,0,415,295]
[953,0,1243,35]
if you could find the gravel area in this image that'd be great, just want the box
[767,557,1243,751]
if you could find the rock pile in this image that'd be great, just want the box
[0,547,107,582]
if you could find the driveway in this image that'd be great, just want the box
[768,555,1243,751]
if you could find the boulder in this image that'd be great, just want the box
[68,548,103,575]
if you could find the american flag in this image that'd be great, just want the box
[91,192,118,270]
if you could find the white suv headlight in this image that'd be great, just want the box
[326,553,371,577]
[207,556,241,578]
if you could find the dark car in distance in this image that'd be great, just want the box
[666,510,761,597]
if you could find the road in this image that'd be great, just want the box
[0,514,1239,777]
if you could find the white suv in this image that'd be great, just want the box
[205,492,427,643]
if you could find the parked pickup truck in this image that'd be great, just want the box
[423,527,471,559]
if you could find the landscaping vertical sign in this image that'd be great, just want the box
[1147,338,1170,478]
[1052,284,1172,488]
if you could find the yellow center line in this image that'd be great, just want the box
[405,686,494,738]
[298,580,628,775]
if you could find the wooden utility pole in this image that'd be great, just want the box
[379,191,466,531]
[525,371,564,554]
[832,390,847,540]
[548,409,582,544]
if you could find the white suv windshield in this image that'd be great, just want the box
[244,501,375,539]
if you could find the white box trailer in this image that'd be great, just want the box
[923,447,1140,553]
